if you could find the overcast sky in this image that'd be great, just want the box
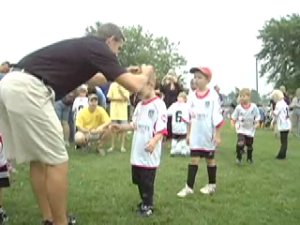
[1,0,299,94]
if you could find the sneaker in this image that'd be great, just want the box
[41,215,76,225]
[68,215,77,225]
[236,159,242,166]
[247,158,253,164]
[42,220,53,225]
[107,147,114,152]
[120,147,127,153]
[200,184,216,195]
[0,209,8,225]
[98,148,106,156]
[138,204,153,217]
[177,184,194,197]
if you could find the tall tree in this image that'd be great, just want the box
[256,14,300,93]
[86,23,187,80]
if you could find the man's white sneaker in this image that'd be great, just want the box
[200,184,216,195]
[177,184,194,197]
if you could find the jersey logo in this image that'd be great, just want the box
[205,101,210,108]
[148,109,155,118]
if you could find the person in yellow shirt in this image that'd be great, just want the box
[107,82,130,152]
[75,94,111,156]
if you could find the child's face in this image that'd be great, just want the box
[177,96,186,103]
[240,94,250,104]
[79,90,87,97]
[139,81,155,99]
[194,72,209,89]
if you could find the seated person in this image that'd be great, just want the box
[74,94,111,156]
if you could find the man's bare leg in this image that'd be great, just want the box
[30,161,53,222]
[46,161,69,225]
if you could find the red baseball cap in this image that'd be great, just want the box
[190,66,212,81]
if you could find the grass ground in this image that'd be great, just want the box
[4,124,300,225]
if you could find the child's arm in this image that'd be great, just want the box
[145,133,164,154]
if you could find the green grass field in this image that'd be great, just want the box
[4,124,300,225]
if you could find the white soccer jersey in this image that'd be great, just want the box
[167,101,189,135]
[72,97,88,118]
[0,134,8,167]
[188,89,224,151]
[231,103,260,137]
[131,97,167,168]
[273,99,291,131]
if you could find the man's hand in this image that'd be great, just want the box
[127,66,142,74]
[140,65,155,77]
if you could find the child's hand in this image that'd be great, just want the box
[186,134,190,145]
[145,139,157,154]
[213,133,221,147]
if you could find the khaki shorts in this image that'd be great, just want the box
[0,72,68,165]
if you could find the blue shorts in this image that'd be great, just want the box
[54,100,71,122]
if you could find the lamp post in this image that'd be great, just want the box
[255,57,259,93]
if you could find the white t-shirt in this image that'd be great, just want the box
[231,103,260,137]
[130,97,167,168]
[0,134,8,167]
[167,101,189,135]
[273,99,291,131]
[72,96,88,118]
[188,89,224,151]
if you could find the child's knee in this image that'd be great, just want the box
[190,157,199,165]
[206,158,216,166]
[74,132,86,145]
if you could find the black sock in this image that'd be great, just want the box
[247,147,253,160]
[187,164,198,189]
[207,165,217,184]
[137,183,143,201]
[236,145,243,160]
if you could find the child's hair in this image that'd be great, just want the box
[178,91,187,101]
[239,88,251,97]
[271,89,284,102]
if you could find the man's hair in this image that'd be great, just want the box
[239,88,251,97]
[96,23,125,42]
[1,61,10,67]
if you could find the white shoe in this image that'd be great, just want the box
[120,147,127,153]
[107,147,114,152]
[200,184,216,195]
[177,184,194,197]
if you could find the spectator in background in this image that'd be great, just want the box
[75,94,111,156]
[95,86,107,109]
[55,92,75,147]
[160,70,183,139]
[72,84,89,122]
[100,82,112,113]
[280,85,291,105]
[290,88,300,137]
[0,62,11,80]
[107,82,130,152]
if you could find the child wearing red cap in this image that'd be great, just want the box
[177,66,224,197]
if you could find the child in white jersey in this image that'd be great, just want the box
[271,90,291,159]
[0,133,10,224]
[72,84,89,119]
[177,66,224,197]
[231,88,260,165]
[111,73,167,217]
[167,92,189,156]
